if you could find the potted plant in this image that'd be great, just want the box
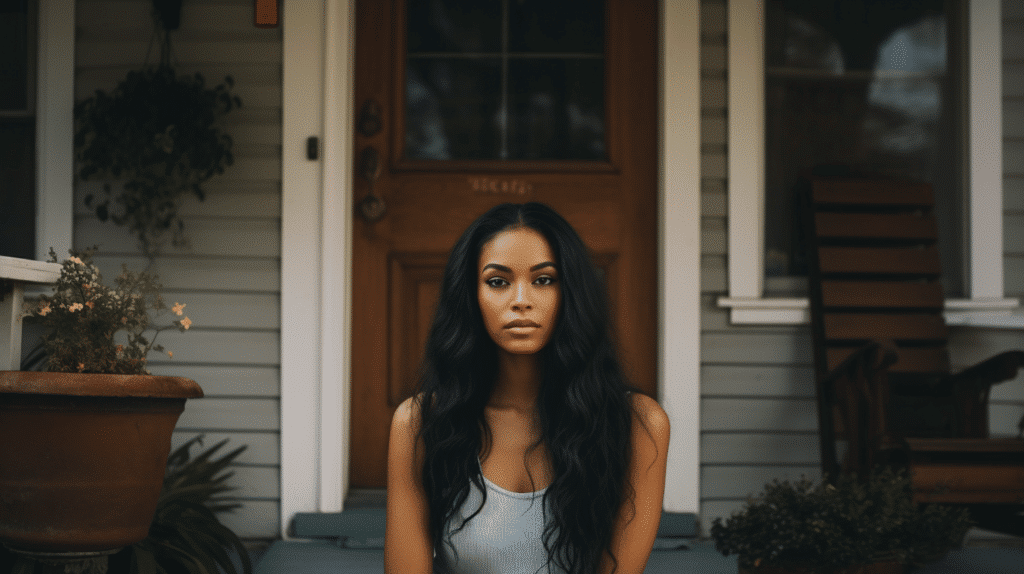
[0,436,253,574]
[74,23,241,258]
[711,468,973,574]
[0,248,203,555]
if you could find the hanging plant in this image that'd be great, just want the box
[73,11,242,258]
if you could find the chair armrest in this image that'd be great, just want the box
[822,339,900,387]
[819,339,900,478]
[947,350,1024,390]
[946,350,1024,438]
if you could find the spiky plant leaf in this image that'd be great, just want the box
[111,435,252,574]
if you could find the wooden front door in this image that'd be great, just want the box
[350,0,658,488]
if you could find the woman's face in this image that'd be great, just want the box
[477,227,561,356]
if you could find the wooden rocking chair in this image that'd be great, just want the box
[802,176,1024,536]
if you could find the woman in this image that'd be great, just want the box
[385,203,669,574]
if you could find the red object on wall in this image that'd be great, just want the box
[255,0,279,28]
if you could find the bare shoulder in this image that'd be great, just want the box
[391,393,426,436]
[629,393,670,446]
[389,394,428,473]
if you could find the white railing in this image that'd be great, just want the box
[0,256,61,370]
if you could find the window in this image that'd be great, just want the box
[0,0,74,263]
[719,0,1017,326]
[0,0,36,259]
[763,0,963,294]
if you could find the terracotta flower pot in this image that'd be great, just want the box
[0,371,203,553]
[739,561,905,574]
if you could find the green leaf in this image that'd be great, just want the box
[131,545,159,574]
[139,435,252,574]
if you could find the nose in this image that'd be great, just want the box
[511,281,532,310]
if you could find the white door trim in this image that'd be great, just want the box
[280,0,329,530]
[660,0,702,515]
[280,0,703,531]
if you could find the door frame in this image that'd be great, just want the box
[280,0,701,533]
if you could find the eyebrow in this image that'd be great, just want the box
[481,261,557,273]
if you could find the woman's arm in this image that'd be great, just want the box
[602,393,671,574]
[384,396,434,574]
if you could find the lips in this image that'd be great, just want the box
[504,318,540,329]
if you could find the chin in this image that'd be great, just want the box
[499,341,546,355]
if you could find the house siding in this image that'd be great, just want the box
[74,0,282,539]
[701,0,1024,530]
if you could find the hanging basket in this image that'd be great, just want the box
[0,371,202,553]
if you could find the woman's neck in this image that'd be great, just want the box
[489,351,541,411]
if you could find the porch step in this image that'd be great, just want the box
[253,538,735,574]
[290,509,697,543]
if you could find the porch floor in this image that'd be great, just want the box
[256,492,1023,573]
[253,533,1024,574]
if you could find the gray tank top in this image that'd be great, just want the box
[437,474,565,574]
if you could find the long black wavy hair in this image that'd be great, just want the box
[416,202,640,574]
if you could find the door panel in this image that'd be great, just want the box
[351,0,658,488]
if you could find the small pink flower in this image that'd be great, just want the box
[68,256,83,265]
[68,303,84,312]
[37,304,51,317]
[180,317,192,330]
[167,351,174,358]
[85,301,95,309]
[172,302,186,316]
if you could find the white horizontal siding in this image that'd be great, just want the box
[89,255,280,292]
[699,0,1024,533]
[75,218,282,258]
[75,0,282,539]
[701,434,820,465]
[171,432,281,466]
[702,466,821,501]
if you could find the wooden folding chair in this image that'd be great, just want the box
[802,176,1024,535]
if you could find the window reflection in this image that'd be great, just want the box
[763,0,962,295]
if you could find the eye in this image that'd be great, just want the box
[534,275,557,286]
[485,277,509,288]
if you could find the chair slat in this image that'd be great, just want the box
[906,438,1024,453]
[813,179,933,207]
[816,213,938,240]
[910,464,1024,504]
[824,313,948,341]
[818,246,941,275]
[827,347,950,374]
[821,281,944,308]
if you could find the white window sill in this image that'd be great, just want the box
[717,296,1023,329]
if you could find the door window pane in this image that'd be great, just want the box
[405,0,605,161]
[407,0,502,53]
[507,58,605,160]
[406,58,502,160]
[508,0,604,53]
[764,0,963,296]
